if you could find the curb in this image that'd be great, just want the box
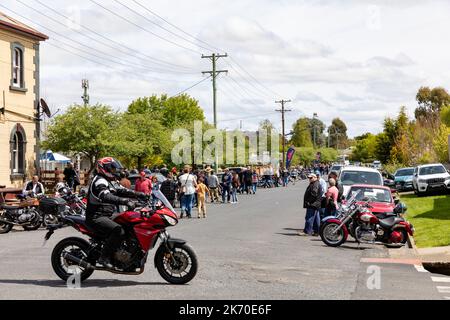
[407,234,419,255]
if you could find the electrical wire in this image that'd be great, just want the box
[169,76,212,98]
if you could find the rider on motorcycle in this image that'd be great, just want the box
[86,157,147,268]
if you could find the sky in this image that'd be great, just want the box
[2,0,450,137]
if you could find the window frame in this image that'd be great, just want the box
[10,124,27,180]
[10,42,27,92]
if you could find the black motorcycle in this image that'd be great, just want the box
[0,195,42,234]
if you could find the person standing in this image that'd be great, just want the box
[317,173,328,219]
[160,172,177,207]
[63,162,77,191]
[221,168,232,203]
[244,167,253,194]
[119,172,131,189]
[328,172,344,204]
[135,172,153,195]
[160,164,169,178]
[231,172,240,204]
[251,170,259,194]
[325,178,339,216]
[207,171,220,203]
[196,177,210,218]
[178,166,197,218]
[299,174,322,236]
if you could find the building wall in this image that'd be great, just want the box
[0,29,39,187]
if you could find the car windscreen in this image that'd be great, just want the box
[340,171,382,186]
[347,187,391,203]
[419,166,446,175]
[331,166,342,171]
[395,169,414,177]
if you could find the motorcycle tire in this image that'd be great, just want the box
[0,221,13,234]
[320,222,346,247]
[51,237,94,283]
[155,243,198,285]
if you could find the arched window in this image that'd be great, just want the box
[10,124,27,176]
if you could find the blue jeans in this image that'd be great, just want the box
[304,208,321,234]
[231,188,238,203]
[252,183,257,194]
[181,194,194,217]
[222,186,231,203]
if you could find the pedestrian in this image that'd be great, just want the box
[328,172,344,204]
[251,170,259,194]
[160,172,177,207]
[135,171,153,195]
[160,164,169,178]
[231,172,240,204]
[299,173,322,237]
[151,175,160,191]
[282,168,290,187]
[221,168,232,203]
[63,162,77,191]
[244,167,253,194]
[207,171,220,203]
[178,165,197,219]
[119,171,131,189]
[317,173,328,219]
[325,178,339,216]
[196,177,210,218]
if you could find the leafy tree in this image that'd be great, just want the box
[351,133,377,163]
[415,87,450,120]
[291,118,313,148]
[328,118,348,149]
[42,104,118,173]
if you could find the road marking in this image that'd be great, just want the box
[437,286,450,293]
[361,258,422,265]
[414,265,429,273]
[431,276,450,283]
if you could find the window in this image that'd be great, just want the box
[10,43,26,91]
[10,124,27,176]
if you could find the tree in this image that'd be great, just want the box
[328,118,348,149]
[415,87,450,121]
[291,117,313,148]
[351,133,377,163]
[374,118,396,164]
[128,94,206,129]
[42,104,118,173]
[309,117,326,147]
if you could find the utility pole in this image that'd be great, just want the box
[313,113,318,148]
[82,79,89,107]
[202,53,228,172]
[276,100,292,170]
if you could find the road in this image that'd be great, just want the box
[0,181,448,300]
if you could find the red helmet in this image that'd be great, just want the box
[96,157,124,180]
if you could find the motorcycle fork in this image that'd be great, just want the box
[333,216,352,233]
[159,231,176,263]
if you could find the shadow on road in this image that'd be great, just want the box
[0,279,169,288]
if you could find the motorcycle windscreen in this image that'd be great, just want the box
[345,189,362,205]
[152,189,176,214]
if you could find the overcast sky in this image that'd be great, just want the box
[2,0,450,137]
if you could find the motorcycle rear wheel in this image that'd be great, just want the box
[155,243,198,285]
[51,237,94,282]
[320,222,346,247]
[0,221,13,234]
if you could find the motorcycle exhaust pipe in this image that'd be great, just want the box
[0,217,32,227]
[62,252,96,270]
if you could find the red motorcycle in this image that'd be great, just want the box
[320,191,414,248]
[44,190,198,285]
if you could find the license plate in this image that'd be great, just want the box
[430,184,443,188]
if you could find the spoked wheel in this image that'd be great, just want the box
[0,218,13,234]
[155,243,198,285]
[51,237,94,282]
[320,222,346,247]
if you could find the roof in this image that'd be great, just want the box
[0,11,48,41]
[340,166,381,173]
[416,163,445,168]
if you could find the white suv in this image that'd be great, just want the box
[412,163,450,195]
[338,166,384,196]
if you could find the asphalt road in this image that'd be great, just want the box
[0,181,447,300]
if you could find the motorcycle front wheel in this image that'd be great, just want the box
[155,243,198,285]
[0,220,13,234]
[320,222,346,247]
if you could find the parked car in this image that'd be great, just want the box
[330,164,343,176]
[338,166,384,196]
[372,160,382,170]
[394,167,415,192]
[128,173,167,190]
[344,184,402,219]
[412,163,450,196]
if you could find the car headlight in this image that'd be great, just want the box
[162,215,178,226]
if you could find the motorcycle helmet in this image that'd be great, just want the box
[96,157,124,181]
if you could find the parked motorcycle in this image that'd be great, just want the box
[0,195,42,234]
[320,190,414,248]
[44,189,198,285]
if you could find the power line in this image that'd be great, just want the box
[170,76,212,98]
[32,0,194,72]
[112,0,213,53]
[13,0,195,75]
[276,100,292,169]
[89,0,202,55]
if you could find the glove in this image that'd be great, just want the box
[136,192,149,202]
[126,201,138,210]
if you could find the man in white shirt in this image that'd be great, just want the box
[178,165,197,219]
[23,175,45,197]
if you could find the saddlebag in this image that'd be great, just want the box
[39,197,67,216]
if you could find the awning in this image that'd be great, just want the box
[41,150,71,163]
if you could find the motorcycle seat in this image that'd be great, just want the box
[379,216,404,229]
[65,216,98,235]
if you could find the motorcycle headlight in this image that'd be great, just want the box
[162,215,178,226]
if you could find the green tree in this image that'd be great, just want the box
[415,86,450,121]
[328,118,348,149]
[42,104,118,172]
[291,118,313,148]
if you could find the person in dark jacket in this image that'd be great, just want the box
[299,173,322,236]
[160,172,177,207]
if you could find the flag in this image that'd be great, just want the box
[286,147,296,168]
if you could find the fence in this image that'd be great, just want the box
[41,170,89,192]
